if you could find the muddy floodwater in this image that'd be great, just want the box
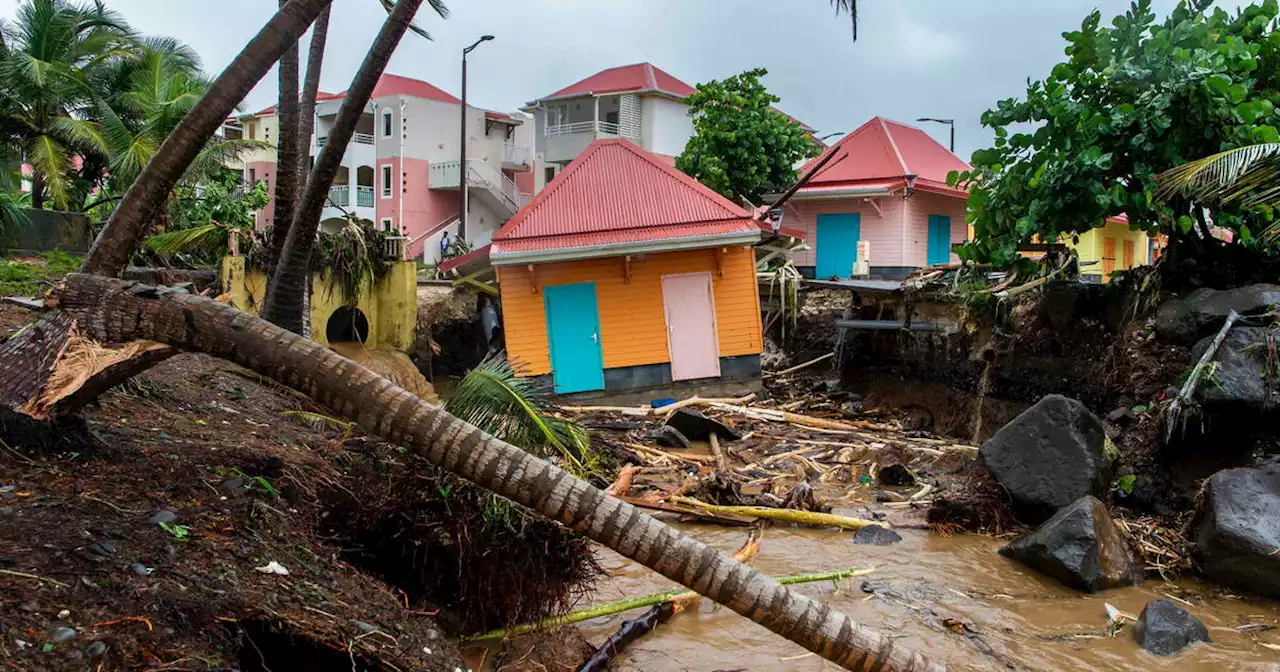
[578,520,1280,671]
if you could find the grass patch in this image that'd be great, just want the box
[0,251,81,296]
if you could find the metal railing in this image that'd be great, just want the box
[328,185,349,207]
[544,119,634,139]
[316,133,375,149]
[356,186,374,207]
[429,159,529,213]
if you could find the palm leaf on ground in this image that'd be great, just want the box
[143,222,226,257]
[445,353,596,477]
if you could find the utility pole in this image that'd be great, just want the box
[459,35,494,240]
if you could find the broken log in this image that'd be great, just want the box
[673,497,884,531]
[576,603,679,672]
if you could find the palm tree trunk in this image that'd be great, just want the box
[80,0,334,278]
[265,0,304,274]
[30,171,45,210]
[296,5,331,188]
[261,0,425,334]
[49,273,944,672]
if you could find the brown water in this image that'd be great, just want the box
[578,521,1280,671]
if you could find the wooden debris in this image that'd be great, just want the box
[673,497,884,531]
[605,465,639,497]
[765,353,834,378]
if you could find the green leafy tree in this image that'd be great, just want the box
[676,68,820,204]
[142,169,268,264]
[955,0,1280,268]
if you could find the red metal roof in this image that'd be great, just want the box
[798,117,971,195]
[438,243,492,275]
[538,63,697,101]
[247,74,459,117]
[491,138,759,259]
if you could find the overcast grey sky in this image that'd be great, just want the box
[0,0,1251,159]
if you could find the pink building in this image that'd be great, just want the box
[226,73,535,262]
[782,117,971,280]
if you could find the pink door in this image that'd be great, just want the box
[662,272,721,381]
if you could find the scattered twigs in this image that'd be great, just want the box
[765,353,834,378]
[625,442,715,465]
[1165,310,1239,442]
[461,566,876,643]
[0,568,70,588]
[673,497,883,531]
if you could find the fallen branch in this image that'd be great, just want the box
[709,433,728,471]
[674,497,884,531]
[617,496,754,525]
[461,566,876,643]
[1165,310,1239,443]
[0,568,70,588]
[765,353,834,378]
[576,602,683,672]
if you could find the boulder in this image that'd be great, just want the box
[979,395,1110,522]
[1189,327,1278,415]
[663,409,741,443]
[1132,599,1210,656]
[999,496,1142,593]
[1155,284,1280,345]
[1194,465,1280,598]
[852,525,903,546]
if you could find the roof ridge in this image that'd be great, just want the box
[605,139,750,219]
[877,117,911,176]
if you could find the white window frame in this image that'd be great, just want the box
[381,108,393,138]
[381,164,392,198]
[380,217,393,233]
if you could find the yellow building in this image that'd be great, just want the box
[1065,215,1157,282]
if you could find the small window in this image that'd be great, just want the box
[544,166,557,185]
[381,165,393,198]
[381,109,393,138]
[380,217,393,233]
[248,168,256,184]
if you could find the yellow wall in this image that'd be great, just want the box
[498,246,764,377]
[220,256,417,351]
[239,115,279,164]
[1067,220,1151,281]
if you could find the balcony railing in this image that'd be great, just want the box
[356,185,374,207]
[501,142,533,166]
[544,119,635,140]
[328,185,349,207]
[316,133,375,150]
[382,235,407,261]
[428,160,529,213]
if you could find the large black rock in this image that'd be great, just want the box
[999,496,1142,593]
[1155,284,1280,345]
[1132,599,1210,656]
[1194,465,1280,598]
[663,408,741,443]
[979,395,1110,523]
[1190,327,1279,415]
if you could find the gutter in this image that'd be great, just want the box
[491,230,762,266]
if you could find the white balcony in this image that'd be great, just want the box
[501,142,533,169]
[329,185,349,207]
[429,160,530,216]
[316,133,374,149]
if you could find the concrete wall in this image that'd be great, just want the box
[220,256,417,352]
[7,209,91,254]
[641,96,694,157]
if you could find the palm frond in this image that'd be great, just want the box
[830,0,858,41]
[378,0,449,40]
[444,354,596,477]
[1157,143,1280,209]
[143,223,224,257]
[26,133,72,208]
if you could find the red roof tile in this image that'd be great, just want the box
[491,139,759,260]
[247,74,459,117]
[799,117,970,195]
[538,63,696,101]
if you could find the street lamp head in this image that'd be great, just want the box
[917,117,954,124]
[464,35,495,54]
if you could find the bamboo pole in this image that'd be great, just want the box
[765,353,834,378]
[674,497,885,531]
[460,567,876,643]
[1165,310,1240,443]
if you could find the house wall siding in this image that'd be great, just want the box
[902,191,969,267]
[789,196,907,268]
[246,160,278,231]
[641,96,694,157]
[498,246,763,376]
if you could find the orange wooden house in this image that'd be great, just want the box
[474,138,771,397]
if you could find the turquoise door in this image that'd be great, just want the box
[927,215,953,265]
[543,282,605,394]
[815,213,861,279]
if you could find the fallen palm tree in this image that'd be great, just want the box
[22,273,943,672]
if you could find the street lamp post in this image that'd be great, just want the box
[917,117,955,153]
[459,34,494,240]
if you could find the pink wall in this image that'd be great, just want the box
[376,157,464,259]
[514,169,535,196]
[789,191,968,269]
[246,161,277,231]
[902,191,969,267]
[790,196,907,268]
